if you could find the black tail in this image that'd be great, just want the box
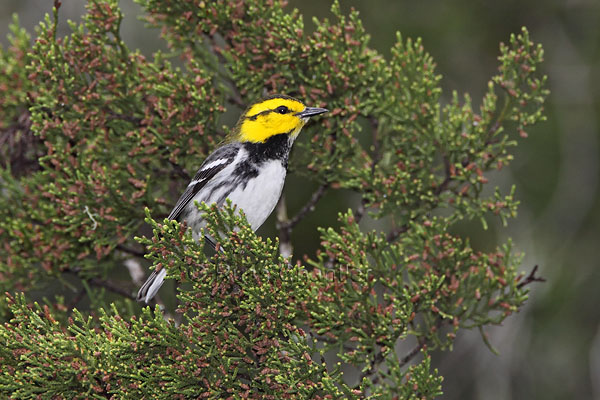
[136,268,167,303]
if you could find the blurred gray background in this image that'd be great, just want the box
[2,0,599,398]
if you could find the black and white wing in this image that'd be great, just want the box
[167,143,240,221]
[137,145,238,303]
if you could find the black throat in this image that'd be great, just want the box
[243,133,292,167]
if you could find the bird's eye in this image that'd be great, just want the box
[275,105,289,114]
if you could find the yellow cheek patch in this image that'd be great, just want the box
[238,97,307,143]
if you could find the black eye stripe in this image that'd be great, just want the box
[246,109,270,120]
[246,105,293,120]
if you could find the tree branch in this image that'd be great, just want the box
[116,244,145,258]
[281,183,329,231]
[432,97,513,199]
[516,265,545,289]
[358,328,430,389]
[88,277,136,300]
[276,183,329,258]
[65,268,136,301]
[398,340,426,368]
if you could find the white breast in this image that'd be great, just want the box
[226,160,286,230]
[181,148,288,240]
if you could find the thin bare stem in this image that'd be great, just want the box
[398,341,426,368]
[516,265,545,289]
[277,184,328,257]
[87,277,136,300]
[116,244,145,258]
[282,183,329,231]
[65,268,136,301]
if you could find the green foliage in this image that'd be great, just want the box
[0,207,352,398]
[0,0,221,311]
[0,16,32,146]
[0,0,548,398]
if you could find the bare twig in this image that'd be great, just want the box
[360,340,426,390]
[398,340,426,368]
[516,265,545,289]
[65,268,136,301]
[283,183,329,231]
[357,337,429,392]
[88,277,136,300]
[277,183,329,257]
[116,244,146,258]
[276,184,329,257]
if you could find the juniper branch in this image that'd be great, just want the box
[516,265,545,289]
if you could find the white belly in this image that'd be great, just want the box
[226,160,286,230]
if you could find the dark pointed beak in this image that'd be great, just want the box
[296,107,329,118]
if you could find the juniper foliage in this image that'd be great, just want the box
[0,0,547,398]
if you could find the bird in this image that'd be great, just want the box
[137,94,328,303]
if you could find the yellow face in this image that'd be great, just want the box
[236,96,310,143]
